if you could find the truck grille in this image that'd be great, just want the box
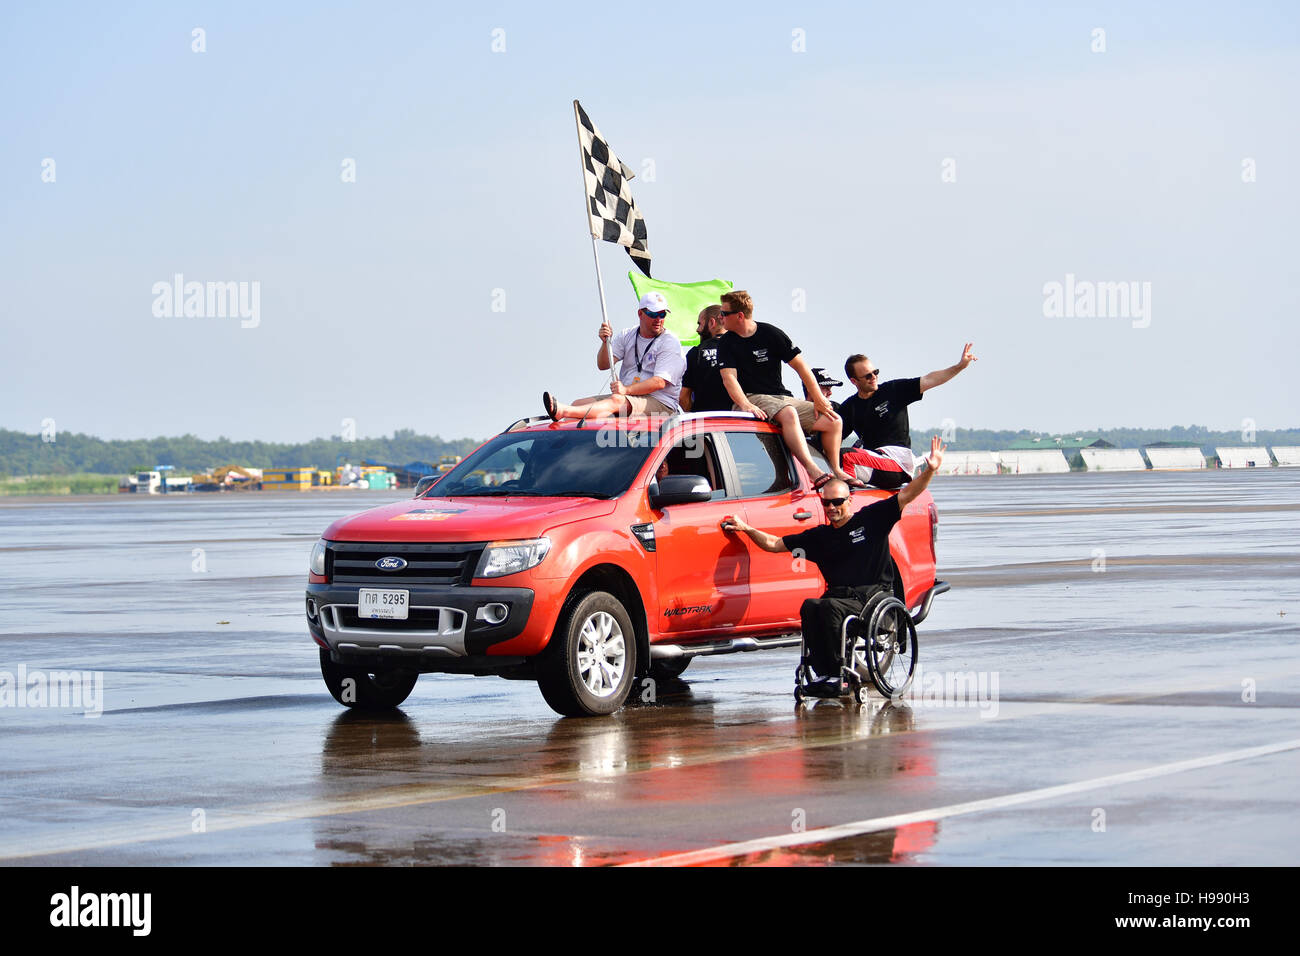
[328,542,486,586]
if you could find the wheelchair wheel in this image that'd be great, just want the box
[864,596,918,699]
[846,591,892,681]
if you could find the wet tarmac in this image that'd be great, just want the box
[1,470,1297,865]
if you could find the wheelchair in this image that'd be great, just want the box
[794,591,918,706]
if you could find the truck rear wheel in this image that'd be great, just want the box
[319,649,419,710]
[537,590,637,717]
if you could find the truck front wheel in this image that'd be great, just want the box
[537,590,637,717]
[319,649,419,710]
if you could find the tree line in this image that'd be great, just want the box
[3,423,1298,477]
[0,428,484,477]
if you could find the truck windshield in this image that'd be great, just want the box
[425,429,654,499]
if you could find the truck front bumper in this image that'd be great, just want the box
[305,583,535,661]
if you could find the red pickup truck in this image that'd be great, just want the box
[305,412,946,717]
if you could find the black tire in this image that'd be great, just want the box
[537,590,638,717]
[319,649,419,710]
[649,656,691,680]
[864,597,918,699]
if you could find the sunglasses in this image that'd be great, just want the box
[719,308,741,317]
[856,369,880,380]
[821,496,849,507]
[643,309,668,319]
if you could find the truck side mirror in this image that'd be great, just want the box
[649,474,712,509]
[413,475,439,497]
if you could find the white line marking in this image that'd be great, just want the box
[620,737,1300,866]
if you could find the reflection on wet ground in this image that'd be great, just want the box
[1,471,1297,865]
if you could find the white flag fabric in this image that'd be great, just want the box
[574,100,652,277]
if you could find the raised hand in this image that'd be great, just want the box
[925,434,947,471]
[599,322,613,342]
[959,342,977,369]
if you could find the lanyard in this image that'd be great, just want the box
[632,332,662,374]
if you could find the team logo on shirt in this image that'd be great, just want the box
[874,401,889,415]
[849,527,866,544]
[753,349,769,363]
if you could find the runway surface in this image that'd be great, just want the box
[1,469,1296,865]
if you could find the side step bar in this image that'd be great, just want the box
[910,580,950,626]
[650,634,802,661]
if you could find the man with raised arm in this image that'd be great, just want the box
[721,435,946,695]
[839,344,976,486]
[542,292,687,421]
[716,290,856,489]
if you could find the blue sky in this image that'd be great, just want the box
[2,1,1297,442]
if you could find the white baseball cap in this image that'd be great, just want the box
[637,292,670,313]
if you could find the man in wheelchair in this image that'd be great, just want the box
[721,436,945,697]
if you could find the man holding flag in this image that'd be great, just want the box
[543,292,685,421]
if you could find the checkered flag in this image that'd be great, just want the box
[574,100,652,277]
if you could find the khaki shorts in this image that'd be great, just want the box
[588,393,676,416]
[741,393,817,431]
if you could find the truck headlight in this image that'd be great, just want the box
[475,538,550,578]
[309,539,327,576]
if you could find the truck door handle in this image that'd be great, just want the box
[793,510,813,520]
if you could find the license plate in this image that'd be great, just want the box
[358,588,409,620]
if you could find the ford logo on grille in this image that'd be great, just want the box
[376,556,408,571]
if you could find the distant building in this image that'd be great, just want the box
[1214,447,1271,468]
[997,449,1070,474]
[1271,446,1300,467]
[1143,442,1206,470]
[1005,436,1112,470]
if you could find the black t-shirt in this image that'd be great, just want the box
[840,378,922,449]
[682,337,733,412]
[717,322,800,397]
[782,496,902,590]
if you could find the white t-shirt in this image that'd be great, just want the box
[610,328,686,410]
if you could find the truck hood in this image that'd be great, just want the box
[323,495,618,543]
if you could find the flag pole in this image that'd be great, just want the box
[574,100,616,389]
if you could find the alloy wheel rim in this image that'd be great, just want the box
[576,611,626,698]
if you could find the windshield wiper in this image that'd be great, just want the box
[450,489,548,497]
[446,489,612,499]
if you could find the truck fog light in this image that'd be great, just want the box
[307,599,320,621]
[476,603,508,625]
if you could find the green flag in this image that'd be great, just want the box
[627,273,733,348]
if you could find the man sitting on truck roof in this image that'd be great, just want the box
[680,304,730,413]
[543,292,687,422]
[715,290,858,490]
[839,344,976,487]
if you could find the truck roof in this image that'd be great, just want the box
[506,410,768,435]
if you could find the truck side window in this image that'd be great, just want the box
[658,434,727,500]
[726,431,793,497]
